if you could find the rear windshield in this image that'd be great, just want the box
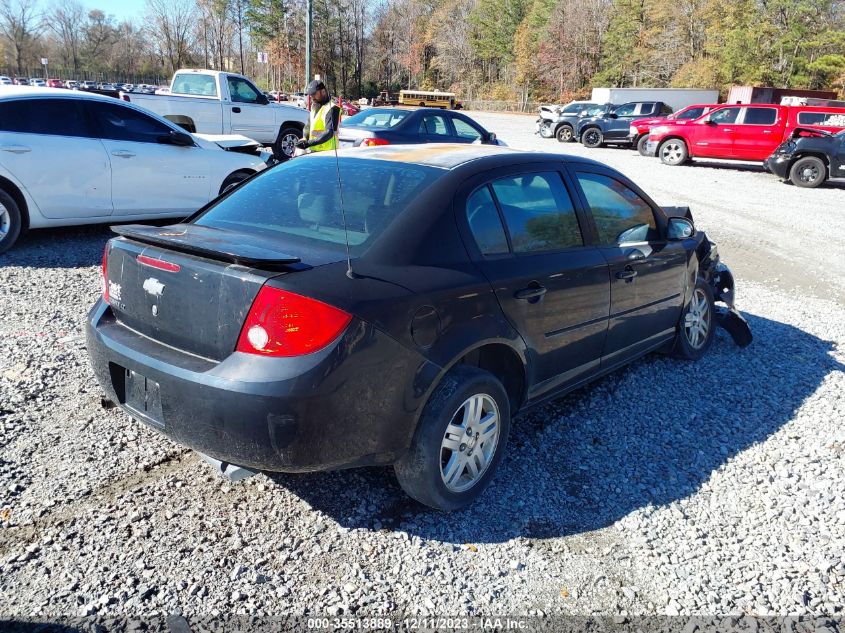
[194,157,443,256]
[342,109,410,128]
[171,73,217,97]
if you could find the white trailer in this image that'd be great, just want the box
[590,88,720,112]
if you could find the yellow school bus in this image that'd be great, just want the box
[399,90,461,110]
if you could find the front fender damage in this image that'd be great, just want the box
[698,238,753,348]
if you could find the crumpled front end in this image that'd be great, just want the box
[699,240,753,348]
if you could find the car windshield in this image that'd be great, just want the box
[194,157,444,257]
[342,109,410,128]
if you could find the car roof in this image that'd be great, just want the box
[308,143,608,171]
[0,86,116,102]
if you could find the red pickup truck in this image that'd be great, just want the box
[645,104,845,165]
[628,104,719,155]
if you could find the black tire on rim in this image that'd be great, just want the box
[659,138,689,166]
[219,170,254,195]
[581,128,603,148]
[0,189,23,254]
[789,156,826,188]
[555,125,573,143]
[272,125,302,161]
[671,279,715,361]
[394,365,511,511]
[637,134,650,156]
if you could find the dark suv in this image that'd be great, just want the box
[86,144,750,511]
[578,101,674,148]
[543,103,607,143]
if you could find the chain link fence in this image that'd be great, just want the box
[460,99,545,113]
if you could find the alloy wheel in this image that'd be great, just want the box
[799,163,820,184]
[281,133,299,157]
[683,288,711,350]
[558,127,572,142]
[661,142,685,165]
[584,130,600,146]
[0,203,9,239]
[439,394,500,493]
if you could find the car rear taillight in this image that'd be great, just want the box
[101,243,110,304]
[236,286,352,357]
[122,94,131,102]
[361,138,390,147]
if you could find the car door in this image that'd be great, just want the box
[604,102,639,139]
[448,113,488,144]
[571,169,687,368]
[730,106,781,160]
[692,106,742,157]
[225,75,275,142]
[458,168,610,397]
[416,112,453,143]
[84,100,212,217]
[0,97,112,219]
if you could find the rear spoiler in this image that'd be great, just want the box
[111,223,307,269]
[790,127,834,139]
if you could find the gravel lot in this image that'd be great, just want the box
[1,112,844,620]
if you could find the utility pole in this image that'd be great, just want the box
[305,0,312,89]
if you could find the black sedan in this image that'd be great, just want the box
[765,127,845,188]
[337,107,501,147]
[86,145,750,510]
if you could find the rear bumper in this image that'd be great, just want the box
[86,301,434,473]
[764,154,790,179]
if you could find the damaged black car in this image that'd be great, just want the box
[765,127,845,188]
[86,145,751,511]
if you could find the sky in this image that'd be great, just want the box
[68,0,148,22]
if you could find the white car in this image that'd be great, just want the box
[0,76,11,85]
[30,78,46,87]
[0,87,271,252]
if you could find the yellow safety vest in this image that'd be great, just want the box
[308,102,338,152]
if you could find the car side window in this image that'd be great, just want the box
[742,107,777,125]
[418,114,450,136]
[465,185,508,256]
[678,107,704,120]
[576,172,659,244]
[0,98,92,137]
[87,101,174,143]
[661,103,673,115]
[227,76,261,104]
[613,103,637,117]
[452,117,482,141]
[490,172,583,253]
[710,107,740,124]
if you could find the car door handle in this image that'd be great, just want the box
[0,145,31,154]
[232,107,241,113]
[111,150,135,158]
[762,130,772,134]
[616,267,638,280]
[514,286,547,300]
[722,128,733,132]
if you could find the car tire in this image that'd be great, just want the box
[659,138,689,166]
[538,121,553,138]
[219,170,254,195]
[789,156,827,188]
[637,134,650,156]
[671,279,715,361]
[394,365,511,511]
[581,128,603,148]
[555,125,574,143]
[0,189,23,254]
[272,125,302,162]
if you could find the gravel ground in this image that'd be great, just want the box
[1,113,844,620]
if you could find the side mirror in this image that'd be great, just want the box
[608,112,618,119]
[703,116,715,125]
[667,217,695,240]
[485,132,497,144]
[159,130,194,147]
[256,93,269,105]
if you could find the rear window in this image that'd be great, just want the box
[743,107,777,125]
[171,73,217,97]
[194,157,443,256]
[798,111,845,126]
[343,109,410,128]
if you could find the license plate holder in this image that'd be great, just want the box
[125,369,164,428]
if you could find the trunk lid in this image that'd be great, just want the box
[105,224,308,361]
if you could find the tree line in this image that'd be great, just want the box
[2,0,843,102]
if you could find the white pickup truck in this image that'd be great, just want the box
[123,69,308,159]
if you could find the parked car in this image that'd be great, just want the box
[85,143,750,510]
[46,78,64,88]
[337,99,360,117]
[535,100,601,139]
[122,69,308,159]
[13,77,30,85]
[0,76,12,85]
[30,78,46,88]
[646,104,845,166]
[577,101,674,148]
[627,104,720,155]
[65,80,79,90]
[540,103,606,142]
[79,80,97,90]
[764,128,845,188]
[0,87,272,253]
[336,107,502,147]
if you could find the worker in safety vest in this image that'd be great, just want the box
[297,79,341,153]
